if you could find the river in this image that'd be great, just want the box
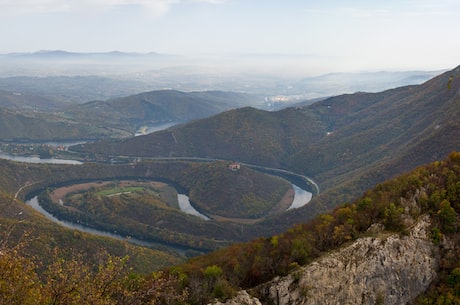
[25,181,310,250]
[7,136,313,245]
[26,196,151,247]
[177,194,210,220]
[134,122,179,136]
[288,185,313,210]
[0,153,82,164]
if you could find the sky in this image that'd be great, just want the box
[1,0,460,74]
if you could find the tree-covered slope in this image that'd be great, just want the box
[291,66,460,189]
[156,152,460,304]
[74,66,460,217]
[63,90,259,134]
[0,158,293,253]
[74,106,325,167]
[0,90,259,140]
[1,152,458,304]
[0,89,60,111]
[0,107,126,140]
[0,191,182,275]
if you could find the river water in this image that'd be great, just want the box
[24,180,311,253]
[288,185,313,210]
[27,181,309,233]
[6,134,312,245]
[26,196,151,247]
[26,192,208,254]
[177,194,210,220]
[134,122,179,136]
[0,153,82,164]
[26,182,311,247]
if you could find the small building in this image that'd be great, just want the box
[228,162,241,171]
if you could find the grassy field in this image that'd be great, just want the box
[95,186,145,197]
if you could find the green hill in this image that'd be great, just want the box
[0,89,60,111]
[0,107,122,141]
[0,90,259,140]
[62,90,259,134]
[73,106,325,167]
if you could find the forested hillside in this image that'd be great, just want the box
[63,90,259,134]
[0,107,129,140]
[74,67,460,232]
[1,152,459,304]
[0,90,259,140]
[0,158,294,254]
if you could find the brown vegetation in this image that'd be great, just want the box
[1,151,459,304]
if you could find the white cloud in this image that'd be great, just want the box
[340,8,391,19]
[0,0,71,14]
[190,0,227,3]
[0,0,227,17]
[0,0,170,14]
[114,0,180,17]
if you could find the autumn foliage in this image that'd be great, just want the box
[1,152,459,304]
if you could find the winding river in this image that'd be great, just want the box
[288,185,313,210]
[6,144,315,247]
[26,196,151,247]
[177,194,210,220]
[25,181,311,245]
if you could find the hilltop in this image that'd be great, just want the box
[62,90,259,134]
[0,90,260,140]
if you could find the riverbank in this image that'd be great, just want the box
[0,152,82,164]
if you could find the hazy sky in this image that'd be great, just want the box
[1,0,459,73]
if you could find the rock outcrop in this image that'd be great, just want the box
[212,291,262,305]
[214,215,439,305]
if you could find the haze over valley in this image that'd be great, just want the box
[1,0,460,304]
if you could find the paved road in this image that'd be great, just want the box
[131,156,320,196]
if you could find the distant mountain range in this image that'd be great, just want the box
[0,50,163,59]
[0,50,443,100]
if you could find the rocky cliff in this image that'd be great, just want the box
[213,215,440,305]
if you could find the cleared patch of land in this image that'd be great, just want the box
[50,181,111,202]
[98,186,144,197]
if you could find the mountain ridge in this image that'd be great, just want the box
[0,90,260,140]
[73,66,460,218]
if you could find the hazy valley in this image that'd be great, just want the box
[0,54,459,304]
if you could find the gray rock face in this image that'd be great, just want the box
[212,291,262,305]
[214,215,439,305]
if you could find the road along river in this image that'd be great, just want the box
[9,153,318,249]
